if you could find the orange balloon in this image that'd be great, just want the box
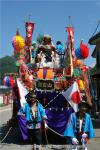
[76,59,83,66]
[73,59,83,67]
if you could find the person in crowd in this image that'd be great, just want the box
[31,41,38,64]
[64,101,95,147]
[56,41,65,65]
[22,91,47,150]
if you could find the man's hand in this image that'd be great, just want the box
[72,138,79,145]
[81,133,88,145]
[43,120,48,129]
[82,133,88,138]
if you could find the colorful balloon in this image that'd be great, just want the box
[75,48,83,59]
[4,76,15,87]
[74,59,83,67]
[80,43,89,58]
[12,31,25,53]
[75,42,89,59]
[77,79,84,90]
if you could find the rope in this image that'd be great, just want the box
[0,127,12,143]
[44,92,62,108]
[47,126,64,137]
[44,126,64,150]
[44,128,49,145]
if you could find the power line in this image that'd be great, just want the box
[91,20,100,37]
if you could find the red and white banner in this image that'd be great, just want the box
[62,81,82,112]
[66,27,75,58]
[25,22,35,46]
[25,22,35,63]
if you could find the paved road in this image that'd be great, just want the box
[0,105,100,150]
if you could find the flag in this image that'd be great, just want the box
[25,22,35,63]
[17,79,28,107]
[62,81,82,112]
[66,27,75,58]
[25,22,35,46]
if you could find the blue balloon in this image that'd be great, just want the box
[4,76,10,87]
[75,48,83,59]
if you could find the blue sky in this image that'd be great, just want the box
[0,0,100,67]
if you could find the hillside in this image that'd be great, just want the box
[0,56,18,84]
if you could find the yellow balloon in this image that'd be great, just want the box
[78,79,84,90]
[12,35,25,52]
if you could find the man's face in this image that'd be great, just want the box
[80,107,87,114]
[31,96,37,103]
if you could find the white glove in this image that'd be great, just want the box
[72,138,79,145]
[43,120,48,129]
[82,133,88,138]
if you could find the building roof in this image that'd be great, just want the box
[91,69,100,78]
[88,32,100,45]
[91,46,96,58]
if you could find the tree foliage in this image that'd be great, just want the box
[90,64,96,74]
[0,56,18,84]
[36,34,44,44]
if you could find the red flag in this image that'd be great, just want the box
[66,27,75,58]
[25,22,35,63]
[62,81,82,112]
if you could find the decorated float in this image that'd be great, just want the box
[5,20,93,143]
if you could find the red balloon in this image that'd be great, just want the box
[80,43,89,58]
[10,76,15,87]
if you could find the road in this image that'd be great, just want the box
[0,105,100,150]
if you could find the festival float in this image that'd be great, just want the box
[6,20,93,143]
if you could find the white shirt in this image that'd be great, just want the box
[79,119,83,132]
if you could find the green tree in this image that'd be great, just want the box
[0,56,18,84]
[36,34,44,44]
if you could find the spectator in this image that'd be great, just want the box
[56,41,65,66]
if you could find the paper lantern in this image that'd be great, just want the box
[4,76,15,87]
[77,79,84,90]
[12,30,25,53]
